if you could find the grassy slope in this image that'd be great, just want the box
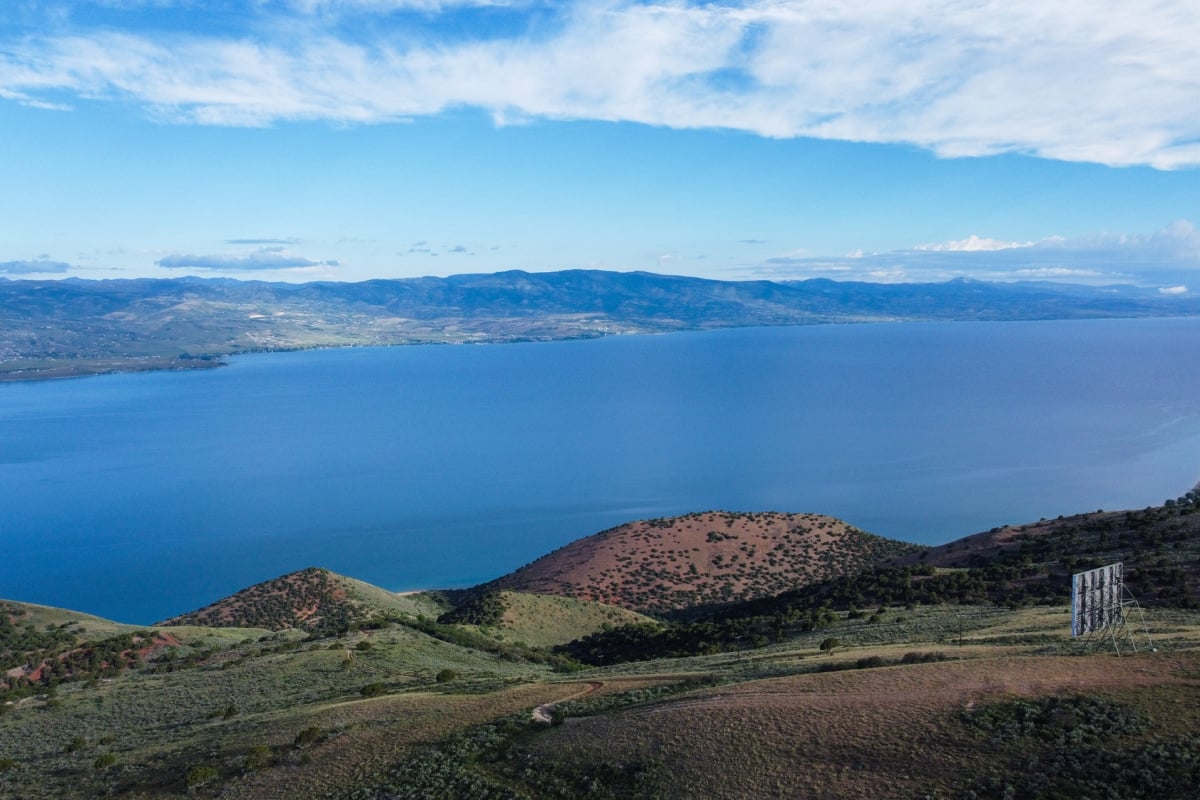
[4,600,1200,798]
[484,511,923,614]
[1,600,141,640]
[450,592,655,650]
[527,647,1200,799]
[0,617,558,799]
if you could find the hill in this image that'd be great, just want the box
[5,270,1199,380]
[158,567,649,651]
[1,600,274,703]
[481,510,923,614]
[886,487,1200,607]
[156,567,443,633]
[558,489,1200,666]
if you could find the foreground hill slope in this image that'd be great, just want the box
[4,494,1200,798]
[525,651,1200,799]
[482,511,923,614]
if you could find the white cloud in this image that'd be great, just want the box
[743,220,1200,285]
[0,259,71,275]
[1,2,1199,167]
[915,235,1034,252]
[156,248,339,270]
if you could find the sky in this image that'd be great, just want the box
[0,1,1198,289]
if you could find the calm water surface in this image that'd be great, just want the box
[3,318,1200,624]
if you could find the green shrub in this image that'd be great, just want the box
[185,764,218,791]
[244,745,272,772]
[93,753,117,770]
[435,668,458,683]
[293,726,322,748]
[819,637,841,652]
[360,682,387,698]
[0,757,16,772]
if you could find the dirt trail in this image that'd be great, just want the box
[532,681,603,723]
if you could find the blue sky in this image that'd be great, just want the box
[1,1,1198,289]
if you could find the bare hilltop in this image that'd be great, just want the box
[483,510,922,614]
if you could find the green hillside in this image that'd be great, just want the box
[438,591,654,649]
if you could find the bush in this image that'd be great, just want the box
[360,682,388,698]
[0,757,16,772]
[293,726,322,749]
[244,745,272,771]
[93,753,117,770]
[185,764,218,791]
[355,640,373,651]
[819,637,841,652]
[435,668,458,683]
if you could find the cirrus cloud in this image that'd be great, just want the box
[1,2,1198,167]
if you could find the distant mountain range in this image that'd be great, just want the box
[3,269,1198,379]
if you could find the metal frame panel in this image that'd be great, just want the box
[1071,562,1123,638]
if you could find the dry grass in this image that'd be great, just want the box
[529,649,1200,799]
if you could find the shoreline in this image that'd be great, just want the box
[0,356,226,382]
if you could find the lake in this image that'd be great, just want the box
[3,318,1200,625]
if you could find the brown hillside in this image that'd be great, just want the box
[529,651,1200,799]
[485,511,923,614]
[158,567,384,631]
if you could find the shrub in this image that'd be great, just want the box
[185,764,218,791]
[0,757,16,772]
[93,753,117,770]
[244,745,272,772]
[819,637,841,652]
[355,640,373,651]
[360,682,387,698]
[293,726,322,749]
[435,668,459,683]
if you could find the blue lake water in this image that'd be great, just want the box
[3,318,1200,625]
